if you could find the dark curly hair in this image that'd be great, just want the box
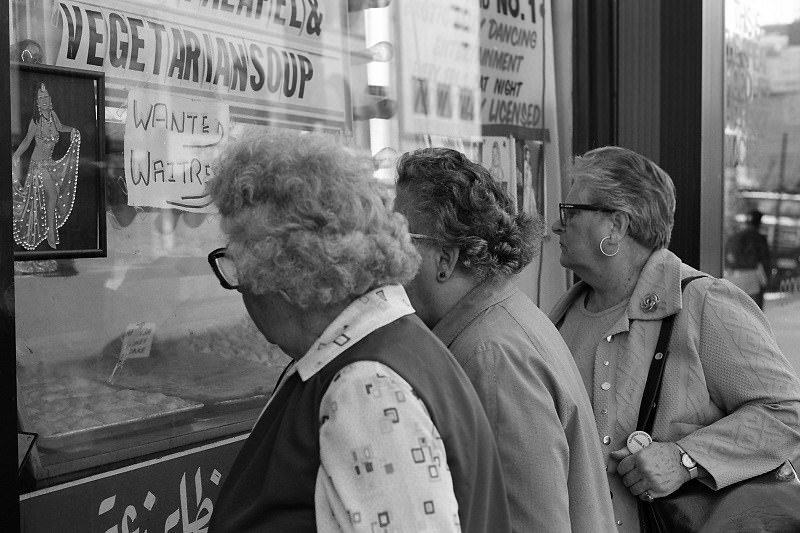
[395,147,543,280]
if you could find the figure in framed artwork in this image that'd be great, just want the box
[489,140,505,184]
[12,81,81,250]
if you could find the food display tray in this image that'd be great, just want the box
[17,367,205,451]
[31,402,204,450]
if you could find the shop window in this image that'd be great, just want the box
[10,0,567,494]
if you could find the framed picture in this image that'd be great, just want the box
[10,63,106,260]
[480,136,517,209]
[515,139,545,219]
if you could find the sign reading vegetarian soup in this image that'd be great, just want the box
[52,0,350,131]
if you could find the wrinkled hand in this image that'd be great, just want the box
[609,442,689,500]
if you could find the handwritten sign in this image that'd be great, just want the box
[120,321,156,360]
[53,0,350,130]
[124,88,228,211]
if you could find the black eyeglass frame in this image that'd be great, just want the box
[408,232,439,242]
[558,203,615,226]
[208,247,238,290]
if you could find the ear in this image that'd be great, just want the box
[435,245,461,282]
[609,210,631,241]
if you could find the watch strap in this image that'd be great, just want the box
[676,444,698,479]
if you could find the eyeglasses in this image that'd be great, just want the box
[409,232,439,242]
[558,203,614,226]
[208,247,239,290]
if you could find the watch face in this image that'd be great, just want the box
[681,453,697,468]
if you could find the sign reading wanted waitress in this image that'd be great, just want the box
[123,88,229,212]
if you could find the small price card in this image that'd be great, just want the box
[120,322,156,360]
[108,322,155,384]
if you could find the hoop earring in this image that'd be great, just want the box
[600,236,619,257]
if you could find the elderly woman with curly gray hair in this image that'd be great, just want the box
[549,146,800,532]
[393,147,616,533]
[206,130,511,533]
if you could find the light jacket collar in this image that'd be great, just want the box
[433,276,517,346]
[550,249,693,332]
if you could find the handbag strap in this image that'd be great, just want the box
[637,275,707,433]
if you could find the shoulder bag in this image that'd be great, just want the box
[637,276,800,533]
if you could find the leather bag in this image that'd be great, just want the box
[637,276,800,533]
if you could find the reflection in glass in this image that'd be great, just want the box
[723,0,800,376]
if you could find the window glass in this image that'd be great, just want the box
[10,0,564,487]
[723,0,800,376]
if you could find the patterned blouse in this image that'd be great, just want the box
[267,284,461,532]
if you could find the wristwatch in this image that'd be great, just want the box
[676,444,698,479]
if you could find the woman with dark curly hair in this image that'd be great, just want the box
[394,147,615,533]
[206,131,510,532]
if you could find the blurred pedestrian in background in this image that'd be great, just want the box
[724,209,771,308]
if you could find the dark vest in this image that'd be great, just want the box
[209,314,510,532]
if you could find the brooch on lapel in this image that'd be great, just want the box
[640,293,660,312]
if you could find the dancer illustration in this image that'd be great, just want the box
[12,81,81,250]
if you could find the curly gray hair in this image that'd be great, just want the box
[210,129,421,309]
[395,147,543,280]
[569,146,675,250]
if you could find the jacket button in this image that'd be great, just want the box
[603,435,611,445]
[601,382,611,390]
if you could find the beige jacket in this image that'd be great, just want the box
[435,278,616,533]
[549,249,800,532]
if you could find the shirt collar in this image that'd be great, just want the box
[432,276,517,346]
[294,284,415,381]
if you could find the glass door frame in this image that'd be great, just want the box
[700,0,726,277]
[2,1,23,526]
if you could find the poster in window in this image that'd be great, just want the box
[481,136,517,209]
[515,139,545,219]
[10,63,106,260]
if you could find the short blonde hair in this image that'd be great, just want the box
[210,129,421,309]
[569,146,675,250]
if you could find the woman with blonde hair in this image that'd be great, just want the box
[550,146,800,531]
